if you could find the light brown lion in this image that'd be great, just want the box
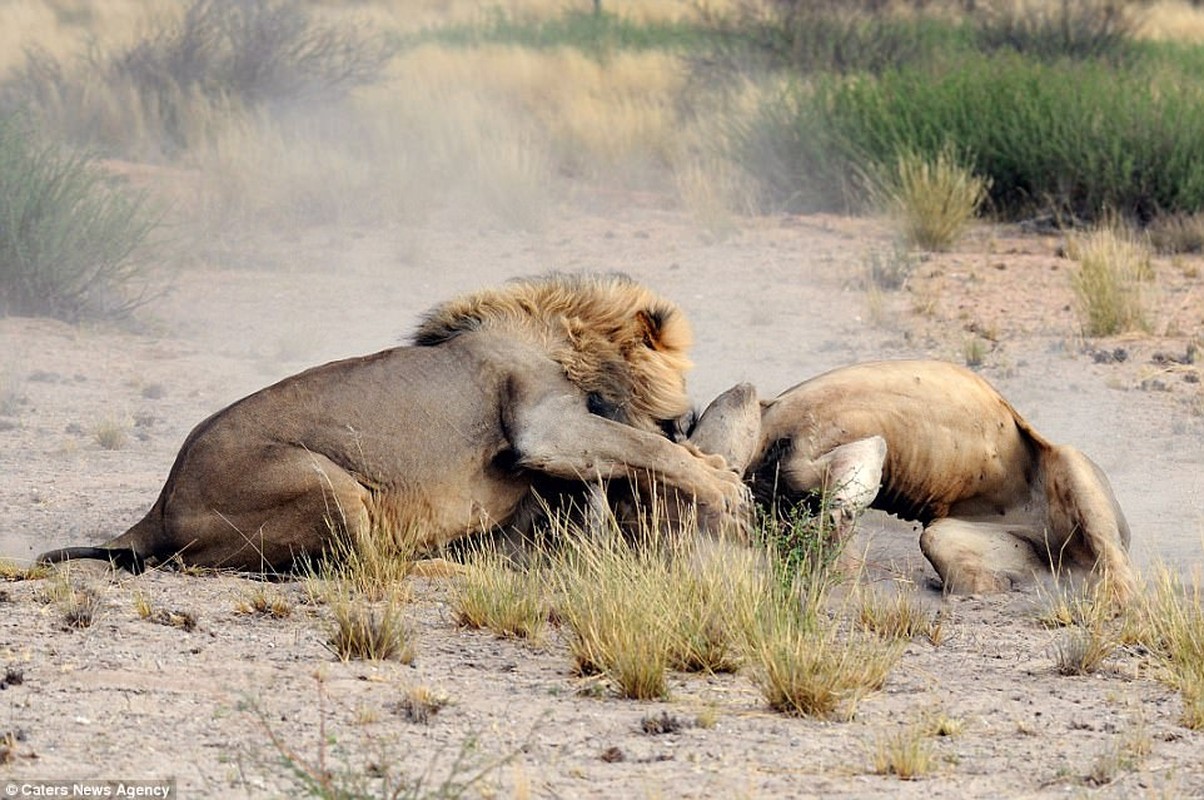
[37,273,746,573]
[686,360,1136,601]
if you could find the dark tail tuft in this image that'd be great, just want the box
[36,546,145,575]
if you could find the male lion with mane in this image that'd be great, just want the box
[38,273,745,573]
[684,360,1136,601]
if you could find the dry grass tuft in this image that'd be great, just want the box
[309,521,416,604]
[1040,581,1122,676]
[235,585,293,619]
[454,547,548,642]
[870,723,937,780]
[147,607,199,632]
[1068,221,1154,336]
[1147,212,1204,255]
[0,559,46,581]
[744,583,902,719]
[393,684,451,724]
[856,585,940,641]
[327,590,414,663]
[42,571,102,629]
[1133,567,1204,729]
[549,513,762,698]
[92,418,130,450]
[553,534,674,700]
[871,146,990,252]
[1052,627,1116,675]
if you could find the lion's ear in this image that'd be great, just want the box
[635,308,669,350]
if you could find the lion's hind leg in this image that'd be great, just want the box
[919,518,1048,594]
[1041,445,1136,603]
[159,448,374,573]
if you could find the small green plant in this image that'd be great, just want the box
[870,146,990,252]
[0,114,157,322]
[1068,223,1153,336]
[754,498,844,596]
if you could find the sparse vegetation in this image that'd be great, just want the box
[1052,626,1116,675]
[393,684,451,725]
[746,600,902,720]
[453,547,548,642]
[1068,223,1154,336]
[92,417,130,450]
[0,114,157,322]
[235,585,293,619]
[1135,568,1204,729]
[856,585,940,642]
[327,594,414,663]
[870,722,937,780]
[42,572,102,629]
[869,146,990,252]
[1085,717,1151,785]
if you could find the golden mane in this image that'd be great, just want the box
[413,273,693,428]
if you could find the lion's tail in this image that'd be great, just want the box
[36,502,162,575]
[36,545,145,574]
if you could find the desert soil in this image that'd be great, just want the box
[1,196,1202,798]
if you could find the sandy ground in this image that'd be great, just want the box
[1,197,1203,798]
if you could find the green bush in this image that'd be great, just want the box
[0,115,158,321]
[738,54,1204,220]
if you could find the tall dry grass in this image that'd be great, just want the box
[743,593,903,720]
[1139,0,1204,43]
[549,526,763,699]
[1067,222,1155,336]
[1136,567,1204,729]
[453,546,549,643]
[869,146,990,251]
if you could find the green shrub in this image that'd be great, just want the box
[738,54,1204,220]
[0,115,157,321]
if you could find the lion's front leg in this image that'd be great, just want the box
[506,390,749,533]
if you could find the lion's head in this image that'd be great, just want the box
[413,273,693,433]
